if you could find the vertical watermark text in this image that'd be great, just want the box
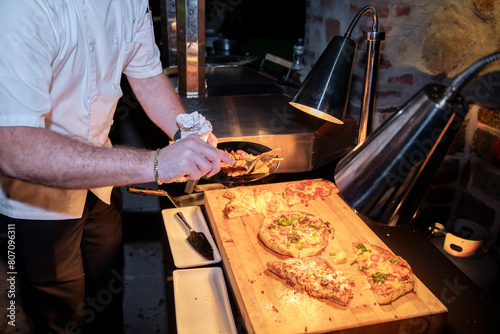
[5,223,17,327]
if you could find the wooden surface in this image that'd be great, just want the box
[204,180,448,334]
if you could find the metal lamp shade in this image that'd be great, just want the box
[334,84,467,226]
[290,36,357,124]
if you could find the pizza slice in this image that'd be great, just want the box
[284,179,337,206]
[258,211,332,258]
[223,187,289,219]
[220,149,281,177]
[223,186,255,200]
[266,257,354,306]
[352,243,396,271]
[223,187,259,218]
[220,150,255,177]
[352,242,415,304]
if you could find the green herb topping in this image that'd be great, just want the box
[356,244,372,255]
[371,271,391,284]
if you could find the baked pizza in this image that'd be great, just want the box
[266,257,354,306]
[258,211,332,257]
[221,150,256,177]
[284,179,337,206]
[352,242,415,304]
[221,149,281,177]
[223,187,289,218]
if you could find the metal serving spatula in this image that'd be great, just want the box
[175,212,215,261]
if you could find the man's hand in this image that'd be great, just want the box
[206,133,218,147]
[156,135,234,183]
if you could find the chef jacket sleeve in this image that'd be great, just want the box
[123,1,163,79]
[0,1,53,128]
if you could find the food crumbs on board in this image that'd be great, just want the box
[265,304,279,313]
[394,315,398,319]
[329,317,332,321]
[261,290,264,294]
[304,326,308,332]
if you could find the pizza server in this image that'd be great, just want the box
[127,186,204,207]
[175,211,215,261]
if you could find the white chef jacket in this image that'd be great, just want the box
[0,0,163,220]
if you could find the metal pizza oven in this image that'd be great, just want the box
[178,66,358,173]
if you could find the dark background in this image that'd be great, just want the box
[150,0,306,63]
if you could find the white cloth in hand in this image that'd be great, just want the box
[176,111,213,142]
[174,112,213,183]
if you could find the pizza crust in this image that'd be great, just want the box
[259,226,301,257]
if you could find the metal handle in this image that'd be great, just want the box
[127,186,167,196]
[127,186,179,208]
[175,212,193,232]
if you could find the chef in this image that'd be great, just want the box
[0,1,233,333]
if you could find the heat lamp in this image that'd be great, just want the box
[290,5,500,226]
[334,51,500,226]
[290,5,385,143]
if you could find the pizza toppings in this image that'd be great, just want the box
[221,150,256,177]
[223,187,289,218]
[266,257,354,306]
[222,180,336,219]
[355,243,372,256]
[259,212,332,258]
[352,243,415,304]
[266,213,325,232]
[220,149,282,177]
[284,179,338,206]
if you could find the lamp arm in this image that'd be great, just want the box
[344,5,386,144]
[344,5,379,38]
[441,52,500,106]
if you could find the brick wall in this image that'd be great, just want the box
[303,0,500,250]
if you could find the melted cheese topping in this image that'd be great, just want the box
[267,213,328,250]
[277,259,352,298]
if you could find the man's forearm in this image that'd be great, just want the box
[0,126,155,189]
[127,73,185,139]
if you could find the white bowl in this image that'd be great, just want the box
[443,219,491,258]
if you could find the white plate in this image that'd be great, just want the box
[162,206,221,268]
[173,267,237,334]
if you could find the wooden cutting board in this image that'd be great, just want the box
[204,180,447,334]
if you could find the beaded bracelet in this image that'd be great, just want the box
[154,148,162,185]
